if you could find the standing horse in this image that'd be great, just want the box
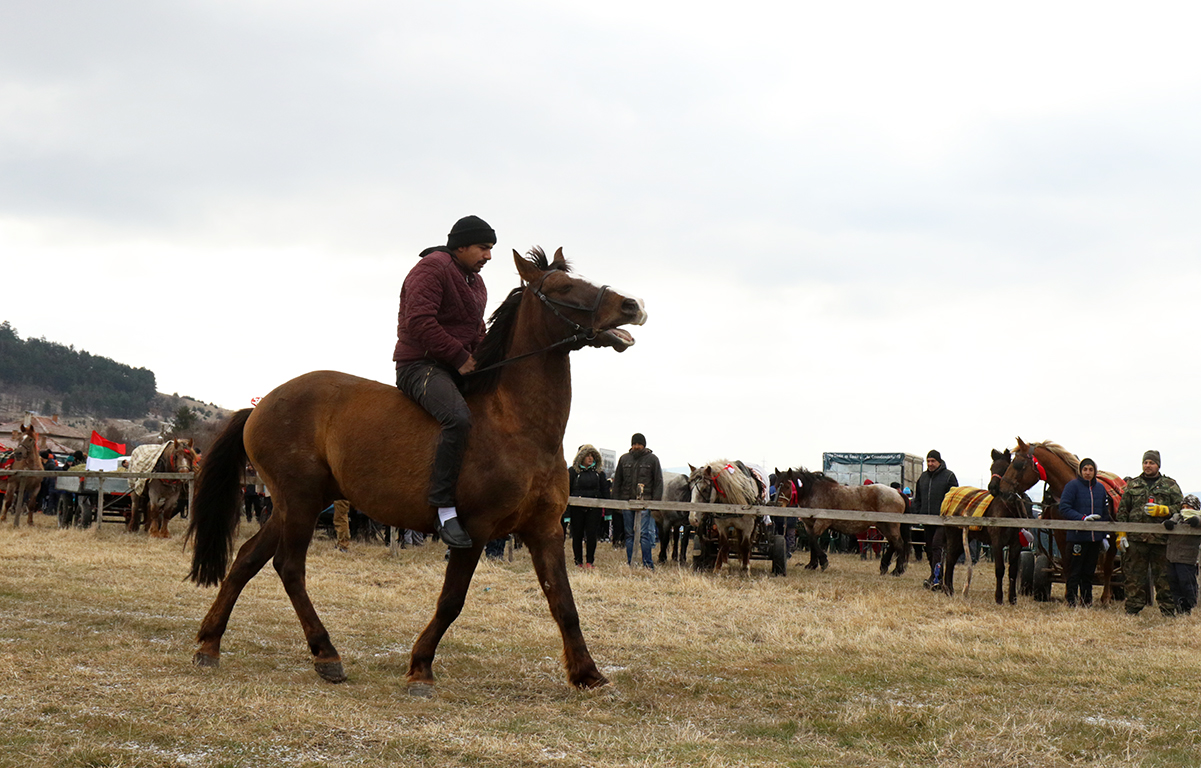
[1,426,41,527]
[128,439,196,538]
[938,449,1029,604]
[996,437,1122,603]
[651,472,691,565]
[775,466,909,575]
[186,248,645,693]
[686,460,763,573]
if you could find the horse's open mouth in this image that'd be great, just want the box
[594,328,635,351]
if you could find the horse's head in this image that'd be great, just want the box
[171,438,196,473]
[11,427,38,466]
[514,248,647,353]
[987,448,1011,496]
[773,467,798,507]
[997,437,1040,497]
[687,463,716,504]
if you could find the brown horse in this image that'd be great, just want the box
[186,248,645,693]
[996,437,1121,603]
[686,460,763,573]
[1,426,41,527]
[938,449,1029,604]
[775,466,910,575]
[128,439,196,537]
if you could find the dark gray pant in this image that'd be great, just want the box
[396,362,472,508]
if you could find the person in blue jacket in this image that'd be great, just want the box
[1058,457,1111,607]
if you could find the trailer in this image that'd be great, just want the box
[53,471,133,528]
[822,452,924,490]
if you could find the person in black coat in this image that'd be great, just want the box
[912,450,958,589]
[568,444,609,568]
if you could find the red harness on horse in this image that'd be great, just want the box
[1029,454,1047,483]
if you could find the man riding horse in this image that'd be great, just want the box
[393,215,496,549]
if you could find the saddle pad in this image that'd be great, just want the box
[940,486,992,519]
[1097,471,1126,511]
[127,443,168,496]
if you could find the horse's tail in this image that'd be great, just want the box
[186,409,253,586]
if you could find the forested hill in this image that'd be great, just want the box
[0,321,157,419]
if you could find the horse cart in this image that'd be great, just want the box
[690,512,789,576]
[53,472,134,528]
[1017,500,1126,602]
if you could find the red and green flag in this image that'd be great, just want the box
[86,431,126,471]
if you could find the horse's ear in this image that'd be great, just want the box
[991,449,1003,461]
[514,250,541,284]
[1015,437,1028,451]
[688,463,697,472]
[551,247,567,269]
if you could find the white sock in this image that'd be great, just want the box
[437,507,458,524]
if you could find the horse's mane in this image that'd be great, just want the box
[462,247,569,396]
[1027,441,1080,472]
[786,466,837,503]
[701,459,760,505]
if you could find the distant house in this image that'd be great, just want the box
[0,414,90,455]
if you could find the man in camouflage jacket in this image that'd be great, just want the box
[1115,449,1182,616]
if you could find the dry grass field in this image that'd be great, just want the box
[2,514,1200,768]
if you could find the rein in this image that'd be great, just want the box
[466,274,611,377]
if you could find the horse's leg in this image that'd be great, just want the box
[1099,536,1116,604]
[657,522,669,564]
[941,528,960,596]
[804,520,823,570]
[713,530,729,573]
[960,529,973,598]
[880,526,905,576]
[407,542,486,691]
[522,530,608,689]
[992,530,1005,605]
[194,514,283,667]
[1007,531,1021,605]
[269,510,346,683]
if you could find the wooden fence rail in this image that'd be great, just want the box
[563,496,1183,536]
[1,469,194,532]
[3,470,1180,538]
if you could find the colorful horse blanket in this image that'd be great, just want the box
[127,443,168,496]
[940,486,993,530]
[1097,471,1126,513]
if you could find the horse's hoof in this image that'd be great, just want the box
[193,652,219,669]
[315,660,347,683]
[407,682,435,698]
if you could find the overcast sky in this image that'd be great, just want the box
[4,1,1201,490]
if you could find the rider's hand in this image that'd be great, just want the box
[458,356,477,375]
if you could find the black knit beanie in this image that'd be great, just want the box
[631,433,646,447]
[927,450,942,462]
[446,215,496,250]
[1079,458,1096,471]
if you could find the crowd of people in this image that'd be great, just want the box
[908,447,1199,616]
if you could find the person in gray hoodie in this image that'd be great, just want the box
[1163,494,1201,614]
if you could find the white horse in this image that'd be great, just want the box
[687,459,764,573]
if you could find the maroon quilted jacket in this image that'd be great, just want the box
[393,249,487,370]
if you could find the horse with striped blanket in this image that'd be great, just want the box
[938,449,1029,604]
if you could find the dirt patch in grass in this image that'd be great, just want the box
[1,515,1198,767]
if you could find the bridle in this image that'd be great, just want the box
[467,272,612,376]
